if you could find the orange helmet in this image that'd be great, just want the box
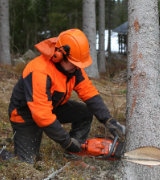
[55,29,92,68]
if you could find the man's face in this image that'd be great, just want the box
[60,60,77,73]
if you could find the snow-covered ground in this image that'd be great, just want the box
[96,30,119,52]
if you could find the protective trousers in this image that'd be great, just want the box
[10,100,93,163]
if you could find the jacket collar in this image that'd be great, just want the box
[55,63,76,81]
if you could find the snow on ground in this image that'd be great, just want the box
[96,30,119,52]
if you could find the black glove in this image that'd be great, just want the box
[105,118,125,137]
[65,138,81,153]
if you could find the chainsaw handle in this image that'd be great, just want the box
[104,132,119,159]
[111,130,119,138]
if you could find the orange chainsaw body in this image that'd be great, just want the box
[77,137,118,157]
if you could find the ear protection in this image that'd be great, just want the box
[52,45,70,63]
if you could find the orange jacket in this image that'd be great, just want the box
[9,55,99,127]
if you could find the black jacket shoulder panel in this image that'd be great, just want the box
[74,69,85,86]
[23,73,33,102]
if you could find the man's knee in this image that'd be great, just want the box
[11,123,42,164]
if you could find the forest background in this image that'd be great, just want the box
[9,0,128,55]
[0,0,160,179]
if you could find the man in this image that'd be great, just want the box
[8,29,125,163]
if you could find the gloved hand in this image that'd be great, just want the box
[65,138,81,153]
[105,118,125,137]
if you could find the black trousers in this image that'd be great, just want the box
[11,100,93,163]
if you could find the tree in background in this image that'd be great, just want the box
[0,0,11,64]
[83,0,99,78]
[106,0,113,56]
[9,0,82,54]
[97,0,106,73]
[50,0,82,35]
[10,0,40,54]
[8,0,129,57]
[121,0,160,179]
[111,0,128,28]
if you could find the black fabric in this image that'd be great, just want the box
[10,118,71,163]
[54,100,93,144]
[51,91,65,107]
[85,95,112,124]
[11,121,42,164]
[43,119,71,148]
[9,99,93,163]
[65,138,81,153]
[23,73,33,102]
[8,76,27,116]
[62,45,70,56]
[54,63,85,85]
[46,75,52,101]
[55,63,75,80]
[9,73,34,119]
[105,119,125,137]
[74,69,85,86]
[0,149,14,160]
[17,106,33,123]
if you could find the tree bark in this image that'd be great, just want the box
[82,0,99,78]
[121,0,160,179]
[97,0,106,73]
[0,0,11,64]
[107,0,111,56]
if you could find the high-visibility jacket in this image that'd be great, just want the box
[9,55,111,128]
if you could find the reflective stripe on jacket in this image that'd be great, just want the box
[9,55,99,127]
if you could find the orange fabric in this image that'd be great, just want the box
[34,37,58,59]
[10,109,25,123]
[22,56,57,127]
[35,29,92,68]
[19,55,99,127]
[74,69,99,101]
[56,29,92,68]
[26,70,57,127]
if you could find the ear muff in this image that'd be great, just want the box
[52,45,70,63]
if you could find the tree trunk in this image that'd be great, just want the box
[122,0,160,179]
[97,0,106,73]
[107,0,112,58]
[82,0,99,78]
[0,0,11,64]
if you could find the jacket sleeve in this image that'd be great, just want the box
[43,119,71,148]
[74,69,99,101]
[85,95,112,124]
[74,69,112,124]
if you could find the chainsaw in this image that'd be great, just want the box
[68,133,160,166]
[71,132,125,160]
[78,136,160,166]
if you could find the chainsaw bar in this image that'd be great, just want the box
[123,146,160,166]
